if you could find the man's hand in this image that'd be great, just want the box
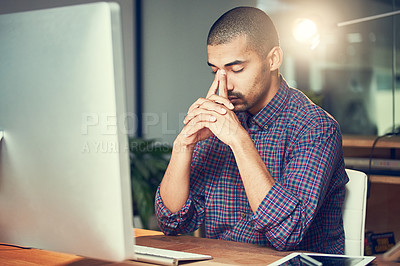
[164,71,274,215]
[160,69,234,212]
[179,70,245,148]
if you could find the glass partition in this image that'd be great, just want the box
[266,0,400,136]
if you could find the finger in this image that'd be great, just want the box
[186,101,228,123]
[208,94,234,110]
[197,100,228,115]
[184,108,219,125]
[206,69,220,98]
[218,69,228,99]
[184,113,216,126]
[189,98,229,116]
[188,98,208,114]
[184,121,213,138]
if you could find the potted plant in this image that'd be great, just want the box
[129,137,172,229]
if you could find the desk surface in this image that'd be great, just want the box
[1,229,395,265]
[135,230,289,265]
[0,228,288,265]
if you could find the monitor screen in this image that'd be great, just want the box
[0,2,135,261]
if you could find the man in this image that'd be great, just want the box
[155,6,348,254]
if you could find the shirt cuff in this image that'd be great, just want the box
[155,187,194,229]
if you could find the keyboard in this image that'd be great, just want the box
[133,245,212,265]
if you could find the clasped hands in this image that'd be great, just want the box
[177,70,243,149]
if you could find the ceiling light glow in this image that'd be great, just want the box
[293,18,320,49]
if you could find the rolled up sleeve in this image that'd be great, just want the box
[155,187,203,235]
[250,122,343,251]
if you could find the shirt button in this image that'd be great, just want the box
[240,212,246,218]
[263,125,268,130]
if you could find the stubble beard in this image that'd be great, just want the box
[228,91,249,112]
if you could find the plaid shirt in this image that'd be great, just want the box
[155,77,348,254]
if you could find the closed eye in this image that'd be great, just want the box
[232,68,244,73]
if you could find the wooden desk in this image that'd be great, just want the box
[0,229,288,266]
[1,229,397,265]
[134,231,289,265]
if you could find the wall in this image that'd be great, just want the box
[2,0,398,141]
[141,0,257,144]
[1,0,257,144]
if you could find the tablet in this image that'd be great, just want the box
[269,252,375,266]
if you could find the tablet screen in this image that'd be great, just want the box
[280,255,363,266]
[309,255,363,265]
[272,253,375,266]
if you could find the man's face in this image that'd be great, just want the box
[207,35,273,115]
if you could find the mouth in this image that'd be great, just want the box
[228,97,241,105]
[228,92,243,105]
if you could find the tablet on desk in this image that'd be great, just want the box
[269,252,375,266]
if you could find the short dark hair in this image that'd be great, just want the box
[207,6,279,57]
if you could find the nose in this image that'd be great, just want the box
[226,75,234,91]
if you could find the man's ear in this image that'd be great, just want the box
[268,47,283,71]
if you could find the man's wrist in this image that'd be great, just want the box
[173,139,196,154]
[228,129,253,152]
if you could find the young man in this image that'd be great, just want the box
[155,6,348,254]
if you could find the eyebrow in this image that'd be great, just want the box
[207,60,247,68]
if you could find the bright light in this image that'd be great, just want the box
[293,18,320,49]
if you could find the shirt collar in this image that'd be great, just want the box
[238,76,290,130]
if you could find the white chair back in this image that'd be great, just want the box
[343,169,368,256]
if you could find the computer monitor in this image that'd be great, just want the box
[0,2,135,261]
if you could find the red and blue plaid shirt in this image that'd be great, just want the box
[155,77,348,254]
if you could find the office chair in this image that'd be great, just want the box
[343,169,368,256]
